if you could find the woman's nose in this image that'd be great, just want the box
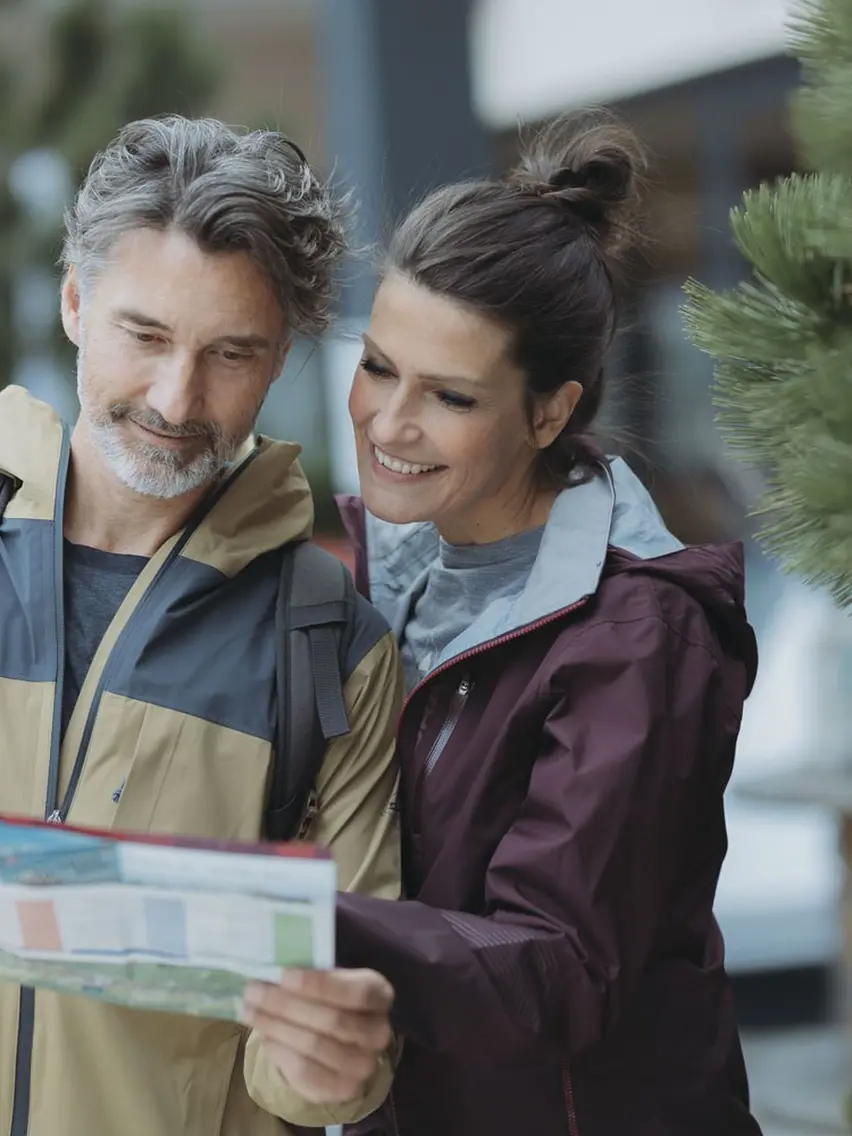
[369,389,421,448]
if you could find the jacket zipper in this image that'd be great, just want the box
[401,601,590,1136]
[12,445,261,1136]
[424,677,471,777]
[10,431,70,1136]
[46,536,187,824]
[295,788,320,842]
[402,596,590,719]
[388,1088,401,1135]
[43,431,70,821]
[45,450,260,826]
[405,599,589,830]
[408,675,472,832]
[563,1065,581,1136]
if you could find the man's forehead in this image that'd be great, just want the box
[100,228,262,287]
[87,227,285,339]
[108,306,275,350]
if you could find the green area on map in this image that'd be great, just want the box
[0,910,315,1021]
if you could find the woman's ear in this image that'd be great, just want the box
[531,381,583,449]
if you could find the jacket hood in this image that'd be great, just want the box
[609,539,757,693]
[0,385,314,562]
[340,457,757,687]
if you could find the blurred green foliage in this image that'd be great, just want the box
[0,0,219,394]
[684,0,852,610]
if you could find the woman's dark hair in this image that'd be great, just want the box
[385,109,646,486]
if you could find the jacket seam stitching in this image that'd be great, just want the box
[558,610,722,663]
[535,611,723,704]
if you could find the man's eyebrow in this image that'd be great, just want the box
[113,308,172,332]
[362,332,484,387]
[210,333,272,350]
[113,309,271,350]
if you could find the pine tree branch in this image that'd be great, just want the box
[683,0,852,608]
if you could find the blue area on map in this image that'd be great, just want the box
[144,897,188,958]
[0,820,121,885]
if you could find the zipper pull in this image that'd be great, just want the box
[112,779,125,804]
[458,678,471,697]
[296,789,320,843]
[46,810,63,825]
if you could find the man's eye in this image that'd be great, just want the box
[221,350,251,362]
[132,331,159,344]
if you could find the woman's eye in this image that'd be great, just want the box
[438,390,476,411]
[360,356,394,379]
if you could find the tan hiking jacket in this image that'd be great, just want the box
[0,386,402,1136]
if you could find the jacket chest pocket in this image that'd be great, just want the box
[408,674,473,836]
[68,694,273,842]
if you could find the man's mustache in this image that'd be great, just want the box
[108,404,223,443]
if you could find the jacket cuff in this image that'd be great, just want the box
[243,1028,399,1127]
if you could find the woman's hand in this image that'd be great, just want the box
[243,967,395,1105]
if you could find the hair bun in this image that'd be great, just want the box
[508,109,645,257]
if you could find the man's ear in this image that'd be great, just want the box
[60,268,83,347]
[531,381,584,449]
[269,336,294,385]
[279,338,294,371]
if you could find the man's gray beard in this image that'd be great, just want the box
[76,358,241,500]
[89,421,234,499]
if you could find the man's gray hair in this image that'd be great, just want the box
[62,115,347,335]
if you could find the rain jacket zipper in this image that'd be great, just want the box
[9,429,70,1136]
[388,1089,401,1135]
[44,451,258,825]
[397,599,591,1136]
[11,445,259,1136]
[563,1065,581,1136]
[46,530,194,824]
[424,677,471,777]
[402,597,590,717]
[405,599,591,827]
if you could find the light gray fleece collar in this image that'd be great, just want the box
[364,458,683,664]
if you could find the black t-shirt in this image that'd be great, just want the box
[61,541,148,741]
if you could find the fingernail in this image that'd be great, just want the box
[278,969,304,990]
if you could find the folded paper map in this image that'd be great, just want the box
[0,815,335,1021]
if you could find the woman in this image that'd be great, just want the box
[336,113,760,1135]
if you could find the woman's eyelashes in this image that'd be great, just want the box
[360,355,394,379]
[436,390,476,411]
[360,355,476,411]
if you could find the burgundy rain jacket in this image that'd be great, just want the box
[336,459,761,1136]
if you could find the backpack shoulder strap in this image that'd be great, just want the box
[267,540,353,842]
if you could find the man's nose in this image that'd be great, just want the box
[144,352,202,426]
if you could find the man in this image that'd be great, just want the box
[0,117,401,1136]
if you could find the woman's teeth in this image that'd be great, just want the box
[373,446,439,476]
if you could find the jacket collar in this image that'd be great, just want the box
[362,458,683,663]
[0,385,315,561]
